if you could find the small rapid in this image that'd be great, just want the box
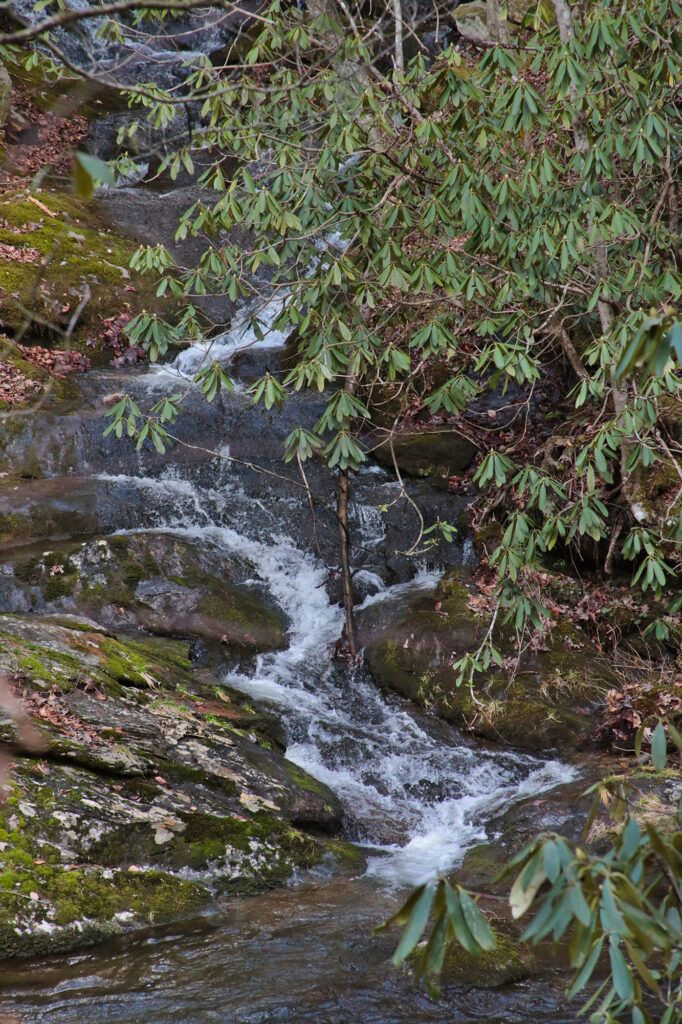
[0,316,580,1024]
[102,463,575,887]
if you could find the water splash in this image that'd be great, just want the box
[107,469,576,888]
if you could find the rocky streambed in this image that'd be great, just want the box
[0,329,634,1023]
[0,41,677,1024]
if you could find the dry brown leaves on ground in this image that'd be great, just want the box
[4,88,88,180]
[0,241,41,263]
[18,343,90,375]
[0,359,43,405]
[596,679,682,752]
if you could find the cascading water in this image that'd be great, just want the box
[0,303,583,1024]
[93,287,577,885]
[94,466,575,888]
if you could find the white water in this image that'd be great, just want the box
[105,466,576,888]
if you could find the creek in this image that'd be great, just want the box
[0,311,578,1023]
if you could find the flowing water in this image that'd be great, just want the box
[0,321,580,1022]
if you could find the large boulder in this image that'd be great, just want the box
[3,532,290,655]
[0,614,351,959]
[363,570,615,751]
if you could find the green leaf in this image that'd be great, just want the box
[600,879,629,937]
[457,888,496,951]
[567,937,604,998]
[570,884,592,928]
[651,722,667,771]
[609,939,634,1002]
[443,881,481,956]
[72,152,115,199]
[391,885,435,966]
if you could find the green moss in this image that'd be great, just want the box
[0,615,193,697]
[0,190,160,353]
[365,575,611,752]
[284,761,337,804]
[0,859,210,960]
[438,930,535,988]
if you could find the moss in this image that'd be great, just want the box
[284,761,338,805]
[96,634,191,689]
[0,511,29,547]
[455,842,507,894]
[0,189,159,354]
[0,615,193,697]
[0,860,210,960]
[322,838,367,874]
[365,571,612,751]
[438,930,535,988]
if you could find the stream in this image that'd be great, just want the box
[1,321,579,1022]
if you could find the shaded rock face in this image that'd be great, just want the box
[372,428,478,486]
[2,531,290,655]
[363,570,614,752]
[96,187,261,327]
[0,614,346,959]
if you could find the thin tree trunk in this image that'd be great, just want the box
[393,0,404,74]
[552,0,614,349]
[337,467,357,658]
[556,323,588,381]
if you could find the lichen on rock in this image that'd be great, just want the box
[0,612,351,959]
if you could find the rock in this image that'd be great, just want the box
[97,186,259,328]
[0,189,159,355]
[363,570,615,751]
[439,930,536,988]
[0,614,348,959]
[3,532,290,655]
[453,1,489,42]
[372,428,478,484]
[453,0,532,43]
[0,477,146,553]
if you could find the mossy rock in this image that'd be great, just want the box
[363,570,614,751]
[0,189,159,356]
[0,716,348,959]
[439,930,535,988]
[0,612,192,695]
[0,335,81,414]
[0,865,211,961]
[6,532,290,653]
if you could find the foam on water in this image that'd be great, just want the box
[107,470,576,888]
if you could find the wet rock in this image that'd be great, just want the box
[97,186,258,327]
[363,570,615,751]
[0,476,147,553]
[0,614,346,959]
[4,531,290,655]
[439,930,536,988]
